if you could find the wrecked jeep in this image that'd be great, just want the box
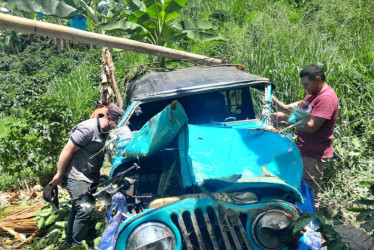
[96,66,323,249]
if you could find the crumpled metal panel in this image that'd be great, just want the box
[184,125,303,200]
[113,101,188,162]
[115,197,301,250]
[110,103,303,202]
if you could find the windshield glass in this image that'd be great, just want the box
[127,87,264,130]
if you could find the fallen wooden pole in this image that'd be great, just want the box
[0,13,222,65]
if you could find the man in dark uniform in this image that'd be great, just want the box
[50,105,124,246]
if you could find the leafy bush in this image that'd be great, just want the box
[0,40,103,190]
[31,195,105,249]
[347,179,374,237]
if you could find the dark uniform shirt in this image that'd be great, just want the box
[65,117,108,183]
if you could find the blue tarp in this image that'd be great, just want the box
[69,14,87,30]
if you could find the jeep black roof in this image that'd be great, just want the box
[126,66,274,103]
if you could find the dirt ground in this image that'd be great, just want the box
[0,185,47,249]
[0,167,112,249]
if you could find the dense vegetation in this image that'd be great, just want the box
[0,0,373,242]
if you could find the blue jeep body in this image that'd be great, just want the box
[97,66,322,250]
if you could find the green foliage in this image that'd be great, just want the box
[0,40,101,190]
[97,0,223,55]
[292,212,346,248]
[32,194,105,249]
[0,0,126,32]
[349,180,374,235]
[0,0,79,18]
[32,197,71,248]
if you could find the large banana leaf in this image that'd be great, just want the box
[124,0,146,13]
[164,32,187,42]
[161,24,184,42]
[172,19,226,41]
[173,19,214,31]
[0,0,79,18]
[163,0,187,22]
[185,30,226,41]
[95,0,223,46]
[97,21,147,34]
[142,0,162,19]
[98,21,156,44]
[124,0,185,29]
[128,33,155,44]
[62,0,80,9]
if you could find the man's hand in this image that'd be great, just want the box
[271,112,289,125]
[50,173,63,186]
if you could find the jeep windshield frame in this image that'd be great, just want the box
[118,66,275,129]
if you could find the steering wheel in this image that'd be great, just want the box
[224,117,236,122]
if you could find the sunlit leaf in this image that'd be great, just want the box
[322,240,346,249]
[143,0,162,19]
[361,217,374,232]
[125,0,146,12]
[164,11,178,23]
[1,0,79,18]
[359,180,374,188]
[356,210,374,222]
[98,21,146,33]
[348,207,373,212]
[353,199,374,206]
[163,0,187,22]
[186,30,226,41]
[163,0,187,13]
[173,19,214,30]
[292,212,314,234]
[165,32,187,42]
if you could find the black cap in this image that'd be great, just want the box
[43,184,59,211]
[107,106,125,120]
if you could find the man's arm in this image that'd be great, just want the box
[272,96,302,112]
[270,112,326,133]
[270,112,289,125]
[50,139,80,186]
[297,116,326,134]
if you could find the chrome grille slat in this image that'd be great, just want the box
[214,208,232,250]
[172,204,253,249]
[203,212,219,250]
[178,216,193,250]
[237,216,253,250]
[190,213,206,250]
[223,213,242,250]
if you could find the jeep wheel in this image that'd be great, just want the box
[333,225,374,250]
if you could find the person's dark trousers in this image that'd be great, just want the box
[65,178,94,246]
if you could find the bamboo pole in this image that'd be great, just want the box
[0,13,222,65]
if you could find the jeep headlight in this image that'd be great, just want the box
[252,210,292,249]
[126,222,176,250]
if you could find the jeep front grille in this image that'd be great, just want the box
[170,204,253,250]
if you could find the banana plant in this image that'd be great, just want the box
[98,0,224,47]
[0,0,79,18]
[0,0,124,31]
[1,0,223,46]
